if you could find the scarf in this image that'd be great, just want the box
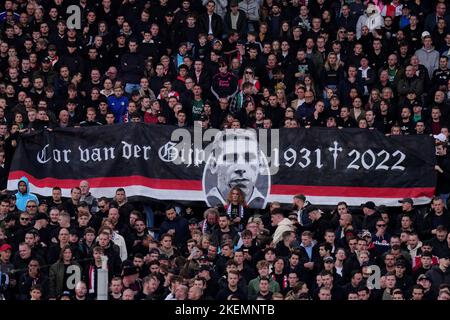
[202,220,210,234]
[225,203,244,220]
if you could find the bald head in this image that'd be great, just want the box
[79,180,90,196]
[340,213,352,227]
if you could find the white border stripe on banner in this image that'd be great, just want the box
[9,179,430,207]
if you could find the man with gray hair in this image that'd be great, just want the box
[79,180,98,213]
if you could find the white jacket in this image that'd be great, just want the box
[272,218,294,245]
[112,232,128,262]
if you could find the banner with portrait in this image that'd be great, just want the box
[8,123,436,208]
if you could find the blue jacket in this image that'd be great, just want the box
[159,216,189,247]
[107,96,129,123]
[15,176,39,211]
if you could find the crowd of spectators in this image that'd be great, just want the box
[0,0,450,301]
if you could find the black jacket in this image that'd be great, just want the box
[425,265,450,296]
[18,272,49,300]
[422,210,450,239]
[159,216,190,247]
[198,13,223,38]
[224,10,247,36]
[189,70,211,94]
[362,212,381,233]
[57,52,85,76]
[120,52,145,84]
[436,154,450,195]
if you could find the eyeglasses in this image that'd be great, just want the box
[376,224,386,227]
[98,205,105,209]
[20,217,30,221]
[245,71,253,74]
[27,205,37,208]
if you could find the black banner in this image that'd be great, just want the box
[8,123,436,207]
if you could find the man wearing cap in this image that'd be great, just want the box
[33,57,57,87]
[361,201,381,233]
[393,259,413,294]
[57,41,84,76]
[0,244,13,274]
[121,265,143,294]
[416,274,434,300]
[414,33,439,79]
[396,198,420,232]
[307,207,331,243]
[31,211,50,244]
[211,59,238,100]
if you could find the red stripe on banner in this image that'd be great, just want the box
[270,185,435,199]
[9,170,435,198]
[8,171,203,190]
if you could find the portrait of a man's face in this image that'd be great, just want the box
[202,129,270,208]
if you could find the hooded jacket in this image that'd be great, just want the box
[272,218,294,245]
[414,46,439,79]
[15,176,39,212]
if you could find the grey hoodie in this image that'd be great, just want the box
[414,46,439,78]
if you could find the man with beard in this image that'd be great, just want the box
[211,214,239,247]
